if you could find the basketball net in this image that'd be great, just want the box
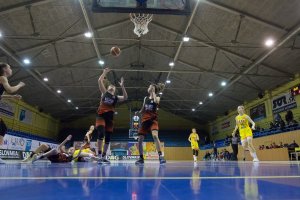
[130,13,153,37]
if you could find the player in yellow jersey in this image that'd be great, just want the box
[232,106,259,162]
[188,128,200,162]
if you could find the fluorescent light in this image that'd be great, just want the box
[208,92,213,97]
[265,38,274,47]
[199,101,203,105]
[221,81,227,86]
[183,36,190,42]
[67,99,72,103]
[166,80,171,84]
[159,92,163,95]
[98,60,105,65]
[192,108,195,112]
[23,58,31,65]
[169,62,175,67]
[75,107,79,110]
[84,31,93,38]
[57,90,62,94]
[0,32,2,38]
[43,77,49,82]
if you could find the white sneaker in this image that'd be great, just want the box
[0,158,5,164]
[21,156,33,163]
[253,158,259,162]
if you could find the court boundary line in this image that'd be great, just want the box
[0,175,299,180]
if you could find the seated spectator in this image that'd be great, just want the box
[289,120,298,127]
[279,119,286,130]
[279,142,284,148]
[285,110,294,125]
[261,145,265,150]
[289,140,299,148]
[274,114,283,129]
[272,142,279,148]
[269,122,276,130]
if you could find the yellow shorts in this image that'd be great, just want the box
[239,127,253,141]
[191,142,199,150]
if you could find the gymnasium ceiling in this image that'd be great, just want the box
[0,0,300,123]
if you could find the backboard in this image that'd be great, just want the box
[92,0,191,15]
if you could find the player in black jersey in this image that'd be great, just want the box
[96,68,128,164]
[0,63,25,164]
[135,83,166,165]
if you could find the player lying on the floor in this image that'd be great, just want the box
[22,135,100,163]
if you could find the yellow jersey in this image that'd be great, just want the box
[190,133,199,142]
[73,148,93,162]
[190,133,199,150]
[236,114,250,130]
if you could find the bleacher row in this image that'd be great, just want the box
[6,129,58,144]
[201,124,300,150]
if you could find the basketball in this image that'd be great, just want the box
[110,46,121,57]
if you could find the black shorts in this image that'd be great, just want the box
[47,154,60,163]
[0,119,7,137]
[95,111,114,132]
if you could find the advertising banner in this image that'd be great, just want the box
[19,107,34,125]
[272,93,297,114]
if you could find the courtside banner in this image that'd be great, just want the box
[0,149,31,160]
[2,134,58,151]
[108,155,140,160]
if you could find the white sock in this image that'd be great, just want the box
[193,155,197,161]
[250,152,257,159]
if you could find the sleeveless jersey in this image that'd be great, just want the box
[97,92,118,114]
[236,114,250,131]
[190,133,198,143]
[142,97,158,122]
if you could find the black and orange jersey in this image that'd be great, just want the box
[141,97,159,122]
[97,92,118,114]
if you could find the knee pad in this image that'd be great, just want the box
[195,150,199,156]
[97,126,105,140]
[104,131,112,144]
[192,149,196,155]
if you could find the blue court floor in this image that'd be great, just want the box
[0,161,299,200]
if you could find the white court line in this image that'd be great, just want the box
[0,176,299,180]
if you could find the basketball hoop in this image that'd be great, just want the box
[130,13,153,37]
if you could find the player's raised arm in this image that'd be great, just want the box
[98,68,111,94]
[117,77,128,102]
[0,76,25,94]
